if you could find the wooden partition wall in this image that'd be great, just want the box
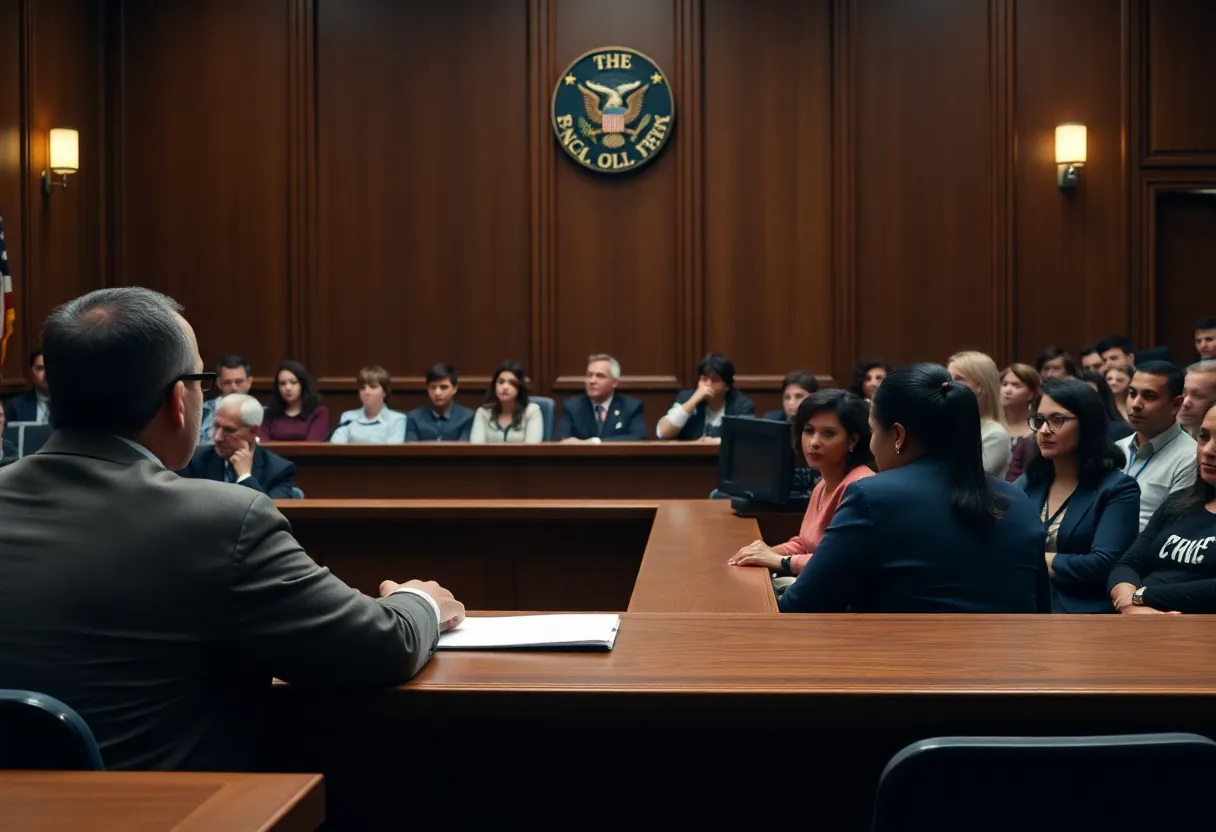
[1,0,1215,402]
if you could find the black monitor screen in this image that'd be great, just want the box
[717,416,794,505]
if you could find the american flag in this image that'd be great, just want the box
[603,106,626,133]
[0,209,12,373]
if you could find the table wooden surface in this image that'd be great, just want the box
[0,771,323,832]
[263,441,720,499]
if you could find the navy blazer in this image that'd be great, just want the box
[665,388,756,440]
[779,457,1049,613]
[557,394,646,441]
[404,402,474,442]
[5,389,40,423]
[1016,469,1140,613]
[178,445,297,500]
[762,409,787,423]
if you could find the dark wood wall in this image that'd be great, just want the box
[2,0,1215,413]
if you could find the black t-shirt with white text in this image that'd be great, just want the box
[1108,502,1216,613]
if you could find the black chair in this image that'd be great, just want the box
[874,733,1216,832]
[0,690,104,770]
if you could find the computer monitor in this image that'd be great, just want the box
[4,422,52,458]
[717,416,794,506]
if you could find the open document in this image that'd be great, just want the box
[437,614,621,651]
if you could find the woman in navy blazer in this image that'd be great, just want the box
[779,363,1049,614]
[1015,378,1140,613]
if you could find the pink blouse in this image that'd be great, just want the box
[775,465,876,575]
[263,406,330,442]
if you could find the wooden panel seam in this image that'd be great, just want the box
[831,0,857,384]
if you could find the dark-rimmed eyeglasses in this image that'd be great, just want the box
[174,372,217,394]
[1029,413,1076,432]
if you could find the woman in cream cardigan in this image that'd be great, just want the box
[948,350,1012,478]
[470,360,544,443]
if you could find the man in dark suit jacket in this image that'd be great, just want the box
[558,354,646,442]
[0,287,464,771]
[405,363,475,441]
[6,349,50,423]
[657,352,755,441]
[179,393,297,499]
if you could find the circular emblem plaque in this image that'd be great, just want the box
[551,46,675,174]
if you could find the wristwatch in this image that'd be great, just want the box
[1132,587,1147,606]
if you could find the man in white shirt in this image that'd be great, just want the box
[198,355,253,442]
[657,352,756,442]
[1116,361,1197,530]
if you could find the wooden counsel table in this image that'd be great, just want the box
[270,499,1216,830]
[0,771,323,832]
[263,441,720,499]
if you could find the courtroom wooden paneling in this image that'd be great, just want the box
[853,0,1005,366]
[551,0,683,390]
[112,0,293,378]
[0,0,22,389]
[1153,190,1216,363]
[283,501,656,611]
[1012,0,1129,361]
[702,0,835,386]
[1144,0,1216,166]
[268,442,721,499]
[0,771,324,831]
[313,0,531,384]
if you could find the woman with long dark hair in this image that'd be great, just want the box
[779,363,1048,614]
[849,357,889,402]
[729,390,875,578]
[1080,370,1133,441]
[1015,378,1139,613]
[1109,401,1216,613]
[469,361,543,443]
[263,360,329,441]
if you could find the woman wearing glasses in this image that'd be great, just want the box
[1015,378,1140,613]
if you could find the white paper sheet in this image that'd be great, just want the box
[437,614,621,651]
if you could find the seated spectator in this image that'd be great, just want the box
[1001,363,1040,450]
[263,360,329,441]
[762,371,819,422]
[1117,360,1197,530]
[1080,370,1134,441]
[1109,401,1216,614]
[1098,334,1134,372]
[778,363,1048,614]
[1015,379,1139,613]
[0,400,15,464]
[1105,362,1132,422]
[199,354,253,443]
[470,361,543,443]
[1179,360,1216,439]
[558,354,646,442]
[728,389,874,578]
[849,357,888,402]
[1194,317,1216,361]
[657,352,755,442]
[6,349,50,424]
[1079,343,1104,374]
[405,364,474,442]
[332,366,406,444]
[179,393,298,499]
[1036,346,1078,380]
[948,350,1011,477]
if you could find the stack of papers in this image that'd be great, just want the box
[437,614,621,652]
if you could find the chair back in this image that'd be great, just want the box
[874,733,1216,832]
[0,690,104,770]
[4,422,53,458]
[531,396,555,441]
[290,486,306,499]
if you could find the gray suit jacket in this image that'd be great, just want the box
[0,431,440,771]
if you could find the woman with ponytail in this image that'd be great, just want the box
[779,363,1050,614]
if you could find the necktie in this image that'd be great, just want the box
[595,405,605,434]
[224,464,236,483]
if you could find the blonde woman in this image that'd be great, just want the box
[948,351,1012,478]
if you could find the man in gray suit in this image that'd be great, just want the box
[0,288,465,771]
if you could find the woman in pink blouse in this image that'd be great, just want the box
[263,360,330,441]
[728,389,876,577]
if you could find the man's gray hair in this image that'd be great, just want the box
[588,353,621,380]
[1188,359,1216,376]
[216,393,265,428]
[42,287,195,434]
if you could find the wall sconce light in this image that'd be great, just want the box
[1055,123,1086,190]
[41,128,79,195]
